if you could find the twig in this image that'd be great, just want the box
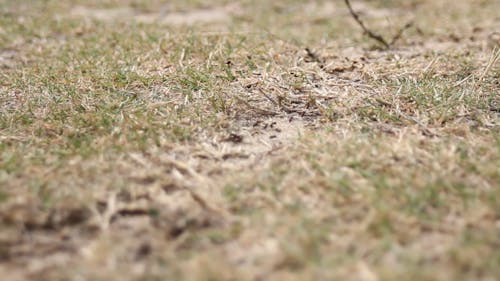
[344,0,413,49]
[344,0,390,49]
[389,21,414,46]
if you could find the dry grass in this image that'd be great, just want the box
[0,0,499,280]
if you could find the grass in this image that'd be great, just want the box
[0,0,499,280]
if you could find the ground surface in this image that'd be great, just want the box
[0,0,499,280]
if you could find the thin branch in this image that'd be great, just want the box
[389,21,414,46]
[344,0,413,49]
[344,0,390,49]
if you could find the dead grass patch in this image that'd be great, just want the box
[0,0,499,280]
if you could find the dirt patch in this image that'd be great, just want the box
[70,4,236,25]
[70,6,134,21]
[139,7,233,25]
[220,118,308,158]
